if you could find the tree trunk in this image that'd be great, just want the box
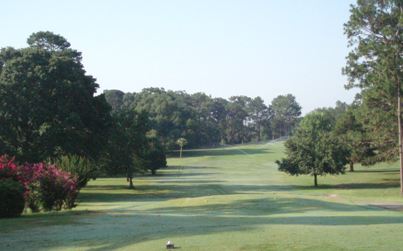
[398,79,403,195]
[257,123,261,142]
[151,169,156,175]
[349,162,354,172]
[128,177,134,189]
[314,174,318,187]
[180,146,183,158]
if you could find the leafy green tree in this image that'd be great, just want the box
[145,129,167,175]
[176,138,187,158]
[210,98,229,144]
[27,31,71,51]
[188,92,221,147]
[103,90,125,113]
[132,88,192,149]
[277,111,348,187]
[101,110,150,188]
[343,0,402,192]
[0,31,111,162]
[334,105,375,172]
[270,94,301,139]
[249,97,271,142]
[225,97,250,144]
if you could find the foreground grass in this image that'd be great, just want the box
[1,142,403,250]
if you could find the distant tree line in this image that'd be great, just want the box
[103,89,302,149]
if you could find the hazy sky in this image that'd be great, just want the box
[2,0,357,114]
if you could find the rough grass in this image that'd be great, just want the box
[1,142,403,250]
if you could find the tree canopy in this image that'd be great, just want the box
[277,111,348,187]
[104,88,301,149]
[343,0,402,191]
[270,94,302,139]
[0,31,111,162]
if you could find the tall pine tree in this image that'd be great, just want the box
[343,0,402,193]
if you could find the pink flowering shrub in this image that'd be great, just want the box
[0,155,79,216]
[34,163,78,211]
[0,155,19,180]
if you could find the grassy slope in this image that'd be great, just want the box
[1,142,403,250]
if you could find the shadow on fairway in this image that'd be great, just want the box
[141,197,376,215]
[153,172,216,177]
[170,147,272,158]
[354,169,399,173]
[78,179,399,204]
[40,212,403,251]
[294,182,399,190]
[77,183,296,203]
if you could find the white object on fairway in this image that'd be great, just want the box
[166,240,175,249]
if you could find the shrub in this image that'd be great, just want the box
[145,147,167,175]
[0,179,25,218]
[0,155,19,181]
[0,155,79,212]
[53,155,97,190]
[16,161,79,212]
[32,163,78,211]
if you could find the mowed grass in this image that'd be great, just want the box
[2,142,403,250]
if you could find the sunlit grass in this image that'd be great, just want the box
[1,142,403,250]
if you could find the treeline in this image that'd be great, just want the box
[0,31,304,188]
[103,89,302,149]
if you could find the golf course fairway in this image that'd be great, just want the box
[1,142,403,250]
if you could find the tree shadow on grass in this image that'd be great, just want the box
[173,147,273,158]
[152,172,216,177]
[0,209,96,234]
[354,169,398,173]
[13,211,403,251]
[141,196,377,216]
[77,180,400,204]
[294,182,399,190]
[4,180,403,250]
[166,165,218,170]
[82,214,403,250]
[77,183,295,203]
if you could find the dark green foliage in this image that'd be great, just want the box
[249,97,271,141]
[53,155,98,189]
[100,110,155,187]
[270,94,301,138]
[334,105,376,171]
[277,111,349,187]
[144,130,167,175]
[0,178,25,218]
[0,31,112,162]
[225,96,250,144]
[145,145,167,175]
[103,88,297,149]
[27,31,71,51]
[104,89,125,113]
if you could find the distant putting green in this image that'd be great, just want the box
[1,142,403,250]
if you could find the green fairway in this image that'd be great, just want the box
[2,142,403,250]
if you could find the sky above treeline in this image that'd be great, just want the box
[1,0,357,114]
